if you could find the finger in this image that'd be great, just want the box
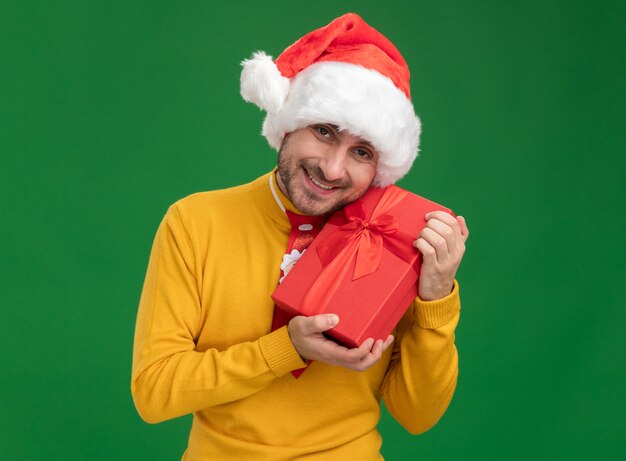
[457,216,469,242]
[413,237,437,265]
[425,211,457,226]
[322,337,394,371]
[346,338,375,361]
[372,336,394,357]
[368,336,394,358]
[296,314,339,336]
[370,339,384,357]
[418,227,449,263]
[425,218,459,254]
[313,337,353,362]
[345,343,381,371]
[353,338,389,371]
[321,337,374,365]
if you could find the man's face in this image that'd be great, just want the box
[276,124,379,216]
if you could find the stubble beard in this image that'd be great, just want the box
[277,148,358,217]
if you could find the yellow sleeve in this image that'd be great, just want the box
[131,205,305,423]
[380,280,460,434]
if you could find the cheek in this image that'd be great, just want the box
[299,139,326,158]
[351,164,377,190]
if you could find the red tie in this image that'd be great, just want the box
[272,211,327,377]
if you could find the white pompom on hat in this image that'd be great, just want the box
[240,13,421,186]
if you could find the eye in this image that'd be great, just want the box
[354,147,373,160]
[316,125,331,138]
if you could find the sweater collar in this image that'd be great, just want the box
[248,170,295,231]
[268,169,302,215]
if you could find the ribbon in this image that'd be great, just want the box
[301,186,419,315]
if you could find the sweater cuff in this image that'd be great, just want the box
[413,280,461,329]
[259,326,307,377]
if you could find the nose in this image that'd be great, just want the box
[319,146,349,182]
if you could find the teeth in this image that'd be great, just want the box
[308,171,334,190]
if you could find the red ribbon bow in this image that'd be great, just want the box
[302,186,418,314]
[318,203,401,280]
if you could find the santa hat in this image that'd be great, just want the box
[240,13,421,187]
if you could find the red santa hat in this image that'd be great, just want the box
[240,13,421,186]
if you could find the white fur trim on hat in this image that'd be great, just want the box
[261,61,421,186]
[240,51,290,114]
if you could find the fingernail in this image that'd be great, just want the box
[327,314,339,327]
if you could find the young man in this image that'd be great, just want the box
[132,13,469,460]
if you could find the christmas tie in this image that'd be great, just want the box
[272,211,327,377]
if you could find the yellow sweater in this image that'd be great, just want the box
[131,171,461,460]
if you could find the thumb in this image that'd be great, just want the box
[305,314,339,334]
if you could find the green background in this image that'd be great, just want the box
[2,1,624,459]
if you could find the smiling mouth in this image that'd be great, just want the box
[305,168,337,191]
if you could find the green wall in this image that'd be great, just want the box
[2,1,624,459]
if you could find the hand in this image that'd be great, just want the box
[413,212,469,301]
[287,314,394,372]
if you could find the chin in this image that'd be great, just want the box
[292,200,333,216]
[293,192,350,216]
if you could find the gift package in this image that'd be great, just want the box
[272,185,454,348]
